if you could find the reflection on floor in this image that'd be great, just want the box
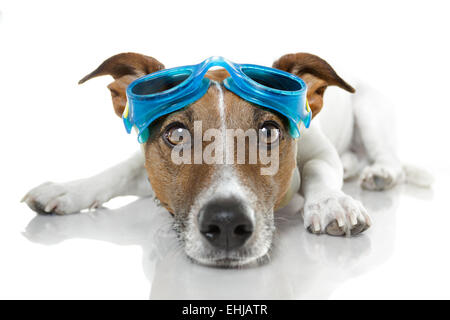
[23,180,432,299]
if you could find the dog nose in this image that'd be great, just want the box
[198,198,254,250]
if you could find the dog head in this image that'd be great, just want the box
[80,52,354,267]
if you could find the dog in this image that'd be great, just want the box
[22,52,433,267]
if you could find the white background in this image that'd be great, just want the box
[0,0,449,299]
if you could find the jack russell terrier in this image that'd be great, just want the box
[22,52,432,267]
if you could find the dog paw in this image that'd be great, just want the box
[21,181,103,215]
[360,164,401,191]
[303,191,371,236]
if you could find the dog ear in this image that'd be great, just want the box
[79,52,165,117]
[272,53,355,118]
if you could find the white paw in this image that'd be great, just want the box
[360,164,402,191]
[303,191,371,236]
[21,181,103,215]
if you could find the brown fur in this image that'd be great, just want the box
[79,52,164,117]
[143,88,221,215]
[273,52,355,118]
[205,69,230,82]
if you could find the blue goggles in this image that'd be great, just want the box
[123,56,311,143]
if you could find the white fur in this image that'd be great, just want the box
[213,81,226,133]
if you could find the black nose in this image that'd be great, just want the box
[198,198,254,250]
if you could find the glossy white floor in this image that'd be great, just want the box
[1,174,448,299]
[1,0,449,300]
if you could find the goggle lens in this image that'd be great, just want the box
[131,71,192,95]
[241,67,303,92]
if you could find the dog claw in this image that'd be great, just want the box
[20,194,28,203]
[366,215,372,227]
[89,201,99,210]
[44,207,52,213]
[349,212,358,226]
[44,201,57,213]
[313,222,320,233]
[336,213,345,227]
[310,215,321,234]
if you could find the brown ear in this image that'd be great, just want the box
[79,52,165,117]
[273,53,355,118]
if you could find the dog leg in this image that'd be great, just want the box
[341,151,363,180]
[351,84,404,190]
[298,123,371,236]
[22,152,153,215]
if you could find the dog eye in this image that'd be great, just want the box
[163,122,190,147]
[259,121,281,145]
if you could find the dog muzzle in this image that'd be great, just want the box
[122,56,311,143]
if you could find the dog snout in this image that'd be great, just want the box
[198,198,254,250]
